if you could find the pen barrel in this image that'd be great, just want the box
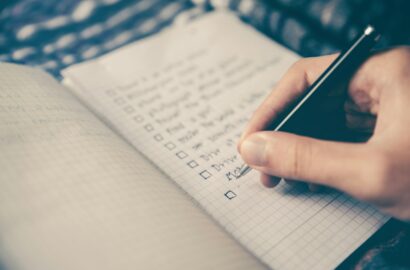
[269,26,380,140]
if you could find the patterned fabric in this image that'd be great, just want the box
[2,0,410,78]
[1,0,410,269]
[0,0,199,77]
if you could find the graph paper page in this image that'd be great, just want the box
[0,63,266,270]
[63,11,388,270]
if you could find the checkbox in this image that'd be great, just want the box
[133,115,144,123]
[176,151,188,159]
[114,97,125,105]
[187,160,199,168]
[164,142,176,150]
[224,190,237,200]
[153,134,163,141]
[106,89,116,96]
[144,124,154,132]
[199,170,212,180]
[123,106,135,114]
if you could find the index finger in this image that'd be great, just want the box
[238,54,339,149]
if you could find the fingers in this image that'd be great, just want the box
[260,174,315,190]
[346,48,410,116]
[239,131,369,195]
[284,179,322,192]
[345,113,376,131]
[260,173,281,188]
[238,54,339,149]
[344,99,376,135]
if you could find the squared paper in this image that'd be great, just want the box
[62,11,388,270]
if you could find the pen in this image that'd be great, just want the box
[238,25,381,177]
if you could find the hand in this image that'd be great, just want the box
[238,47,410,221]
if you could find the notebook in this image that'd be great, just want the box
[0,11,388,270]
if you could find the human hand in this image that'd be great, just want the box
[238,47,410,221]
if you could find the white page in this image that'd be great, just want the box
[63,12,388,270]
[0,63,266,270]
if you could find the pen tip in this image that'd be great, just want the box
[238,165,252,177]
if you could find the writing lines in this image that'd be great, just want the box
[100,49,272,200]
[104,85,212,186]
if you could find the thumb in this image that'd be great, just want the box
[239,131,369,193]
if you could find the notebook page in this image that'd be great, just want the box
[62,12,388,270]
[0,63,266,270]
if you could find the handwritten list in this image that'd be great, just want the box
[102,47,281,197]
[63,12,387,270]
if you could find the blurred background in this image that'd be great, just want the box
[1,0,410,78]
[1,0,410,269]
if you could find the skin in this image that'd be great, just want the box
[238,47,410,221]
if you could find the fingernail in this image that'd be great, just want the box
[239,131,247,144]
[261,174,281,188]
[240,134,267,166]
[237,130,249,153]
[236,139,242,153]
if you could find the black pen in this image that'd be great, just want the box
[238,25,381,177]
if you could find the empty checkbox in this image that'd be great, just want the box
[114,97,125,105]
[187,160,199,168]
[153,134,163,141]
[123,106,135,114]
[164,142,176,150]
[176,151,188,159]
[133,115,144,123]
[106,89,116,96]
[199,170,212,180]
[224,190,237,200]
[144,124,154,132]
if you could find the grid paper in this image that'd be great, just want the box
[63,11,388,270]
[0,63,266,270]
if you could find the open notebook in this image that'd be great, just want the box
[0,11,388,270]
